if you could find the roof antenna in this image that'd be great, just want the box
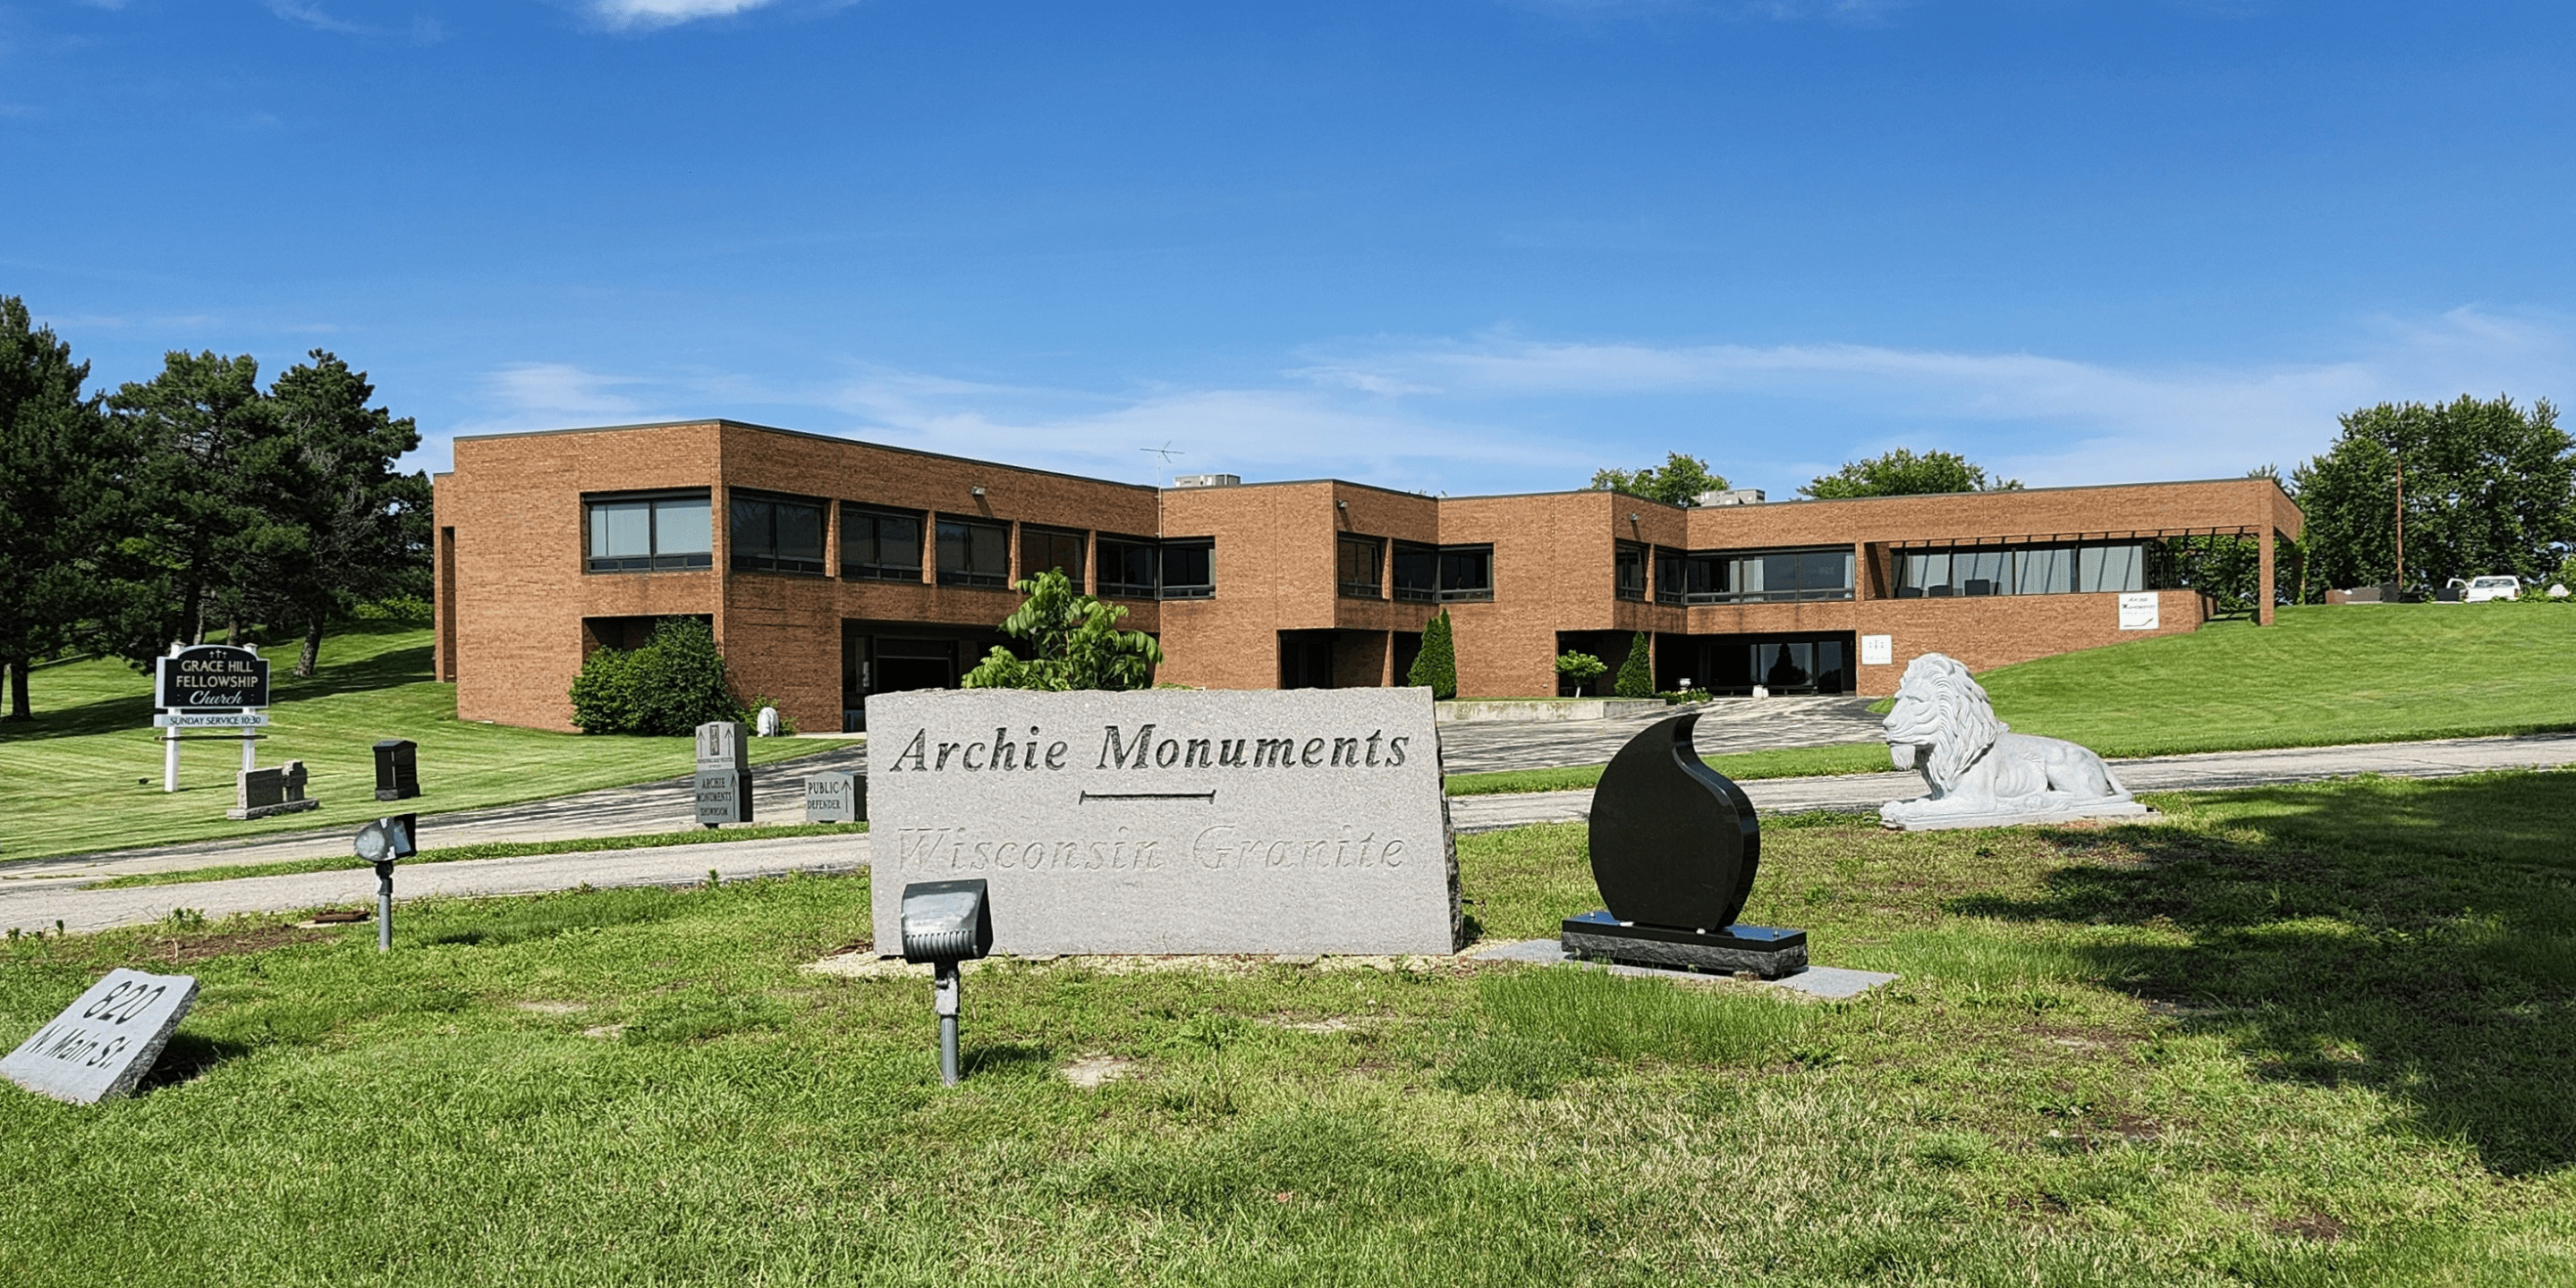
[1140,441,1183,487]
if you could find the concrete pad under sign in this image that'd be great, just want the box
[3,968,199,1104]
[866,687,1458,956]
[1462,938,1899,1000]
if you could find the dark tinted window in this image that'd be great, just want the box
[1098,537,1159,597]
[1392,543,1438,601]
[1338,536,1383,597]
[1020,526,1087,591]
[1654,547,1686,604]
[1439,545,1493,601]
[1614,543,1647,601]
[728,492,826,575]
[840,505,921,580]
[935,517,1010,588]
[1163,540,1216,598]
[586,492,713,572]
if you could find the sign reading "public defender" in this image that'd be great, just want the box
[866,688,1460,956]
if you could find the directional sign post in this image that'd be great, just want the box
[153,643,273,792]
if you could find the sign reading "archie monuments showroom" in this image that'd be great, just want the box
[866,688,1461,956]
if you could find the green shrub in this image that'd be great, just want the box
[1614,631,1654,698]
[962,569,1164,691]
[568,617,750,735]
[1409,610,1458,699]
[1553,650,1606,696]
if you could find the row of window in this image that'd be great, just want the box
[1892,541,2162,597]
[1335,537,1495,603]
[584,489,1215,598]
[1647,546,1857,604]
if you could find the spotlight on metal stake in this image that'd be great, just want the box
[899,879,992,1086]
[352,814,418,953]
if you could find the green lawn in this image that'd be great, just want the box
[4,771,2572,1284]
[0,623,832,863]
[1980,600,2576,757]
[1445,601,2576,797]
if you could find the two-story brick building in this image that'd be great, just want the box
[431,419,2303,733]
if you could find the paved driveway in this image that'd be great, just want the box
[9,731,2570,937]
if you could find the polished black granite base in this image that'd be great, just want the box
[1559,911,1809,979]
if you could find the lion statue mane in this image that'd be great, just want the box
[1877,653,2144,830]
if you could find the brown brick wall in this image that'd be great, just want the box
[436,420,2301,727]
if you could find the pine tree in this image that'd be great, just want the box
[0,298,127,721]
[261,352,429,676]
[1614,631,1654,698]
[1408,610,1457,699]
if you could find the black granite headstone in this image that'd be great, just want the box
[1561,712,1807,978]
[373,739,419,801]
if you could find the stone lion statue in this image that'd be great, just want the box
[1878,653,2146,830]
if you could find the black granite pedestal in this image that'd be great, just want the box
[1560,911,1808,979]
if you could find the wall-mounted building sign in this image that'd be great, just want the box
[1860,634,1894,666]
[155,645,270,711]
[2117,592,2161,631]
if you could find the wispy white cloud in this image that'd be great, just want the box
[591,0,778,31]
[426,308,2576,497]
[264,2,444,42]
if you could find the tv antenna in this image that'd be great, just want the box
[1140,441,1183,485]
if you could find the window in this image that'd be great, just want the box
[1392,542,1439,602]
[585,491,713,572]
[1674,547,1852,603]
[1096,536,1216,599]
[1338,536,1383,598]
[1020,526,1088,591]
[726,492,825,575]
[1893,540,2161,598]
[1438,545,1494,602]
[1162,539,1216,598]
[1098,536,1160,598]
[936,516,1010,588]
[840,504,922,581]
[1654,547,1687,605]
[1614,543,1647,601]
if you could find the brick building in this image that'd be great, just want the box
[431,419,2303,733]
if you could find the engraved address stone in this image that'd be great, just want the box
[3,969,200,1105]
[867,687,1460,956]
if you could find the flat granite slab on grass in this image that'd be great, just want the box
[1463,937,1899,999]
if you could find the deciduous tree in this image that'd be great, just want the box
[962,569,1165,691]
[2292,395,2576,594]
[1801,448,2021,499]
[1589,453,1728,506]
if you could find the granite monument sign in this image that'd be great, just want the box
[866,687,1460,956]
[3,969,200,1105]
[694,720,752,827]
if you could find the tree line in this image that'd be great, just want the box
[0,296,429,720]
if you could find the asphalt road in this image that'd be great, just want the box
[9,731,2570,937]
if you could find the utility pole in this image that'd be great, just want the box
[2394,458,2406,597]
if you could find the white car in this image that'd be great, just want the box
[2462,575,2521,603]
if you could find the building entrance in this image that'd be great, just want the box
[1657,631,1856,696]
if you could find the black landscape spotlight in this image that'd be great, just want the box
[352,814,418,953]
[899,879,992,1087]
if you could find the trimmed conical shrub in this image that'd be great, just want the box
[1409,610,1458,699]
[1613,631,1654,698]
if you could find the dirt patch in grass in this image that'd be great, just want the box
[2271,1212,2350,1241]
[132,922,337,963]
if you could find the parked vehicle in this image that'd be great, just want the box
[2462,575,2521,603]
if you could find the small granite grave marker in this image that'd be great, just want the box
[804,770,862,823]
[373,739,419,801]
[1560,712,1808,978]
[3,969,200,1104]
[228,759,319,820]
[693,720,752,827]
[867,687,1459,956]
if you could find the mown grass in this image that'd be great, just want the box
[84,822,873,890]
[1448,601,2576,797]
[0,623,834,862]
[4,771,2573,1284]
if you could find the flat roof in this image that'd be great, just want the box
[452,418,1161,495]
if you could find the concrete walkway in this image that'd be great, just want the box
[7,731,2570,937]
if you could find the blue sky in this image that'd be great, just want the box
[5,1,2572,497]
